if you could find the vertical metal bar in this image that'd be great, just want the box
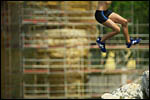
[7,2,12,98]
[21,2,25,98]
[1,2,4,98]
[121,68,127,85]
[136,19,139,36]
[78,82,80,97]
[80,52,83,97]
[22,57,25,98]
[45,4,51,98]
[90,81,92,96]
[18,2,23,98]
[136,19,139,69]
[64,1,68,27]
[131,1,134,34]
[64,1,68,98]
[2,2,8,98]
[82,50,85,96]
[47,75,50,99]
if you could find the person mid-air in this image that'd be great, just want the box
[95,1,141,52]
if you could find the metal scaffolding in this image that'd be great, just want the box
[1,1,149,99]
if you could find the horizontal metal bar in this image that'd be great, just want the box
[23,69,146,74]
[22,20,149,26]
[23,16,95,20]
[23,40,149,44]
[22,44,149,49]
[23,59,64,62]
[23,65,149,69]
[23,83,117,87]
[23,65,104,69]
[24,90,104,94]
[24,88,114,94]
[24,84,49,87]
[24,94,101,99]
[23,94,101,99]
[21,34,149,37]
[23,9,94,14]
[23,58,149,63]
[24,90,48,94]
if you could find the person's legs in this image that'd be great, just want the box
[108,12,141,48]
[96,19,120,52]
[95,10,121,43]
[100,19,120,42]
[108,12,131,43]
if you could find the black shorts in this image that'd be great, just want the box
[95,9,113,24]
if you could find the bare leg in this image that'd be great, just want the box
[101,19,120,42]
[108,12,131,43]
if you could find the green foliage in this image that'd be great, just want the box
[110,1,149,24]
[133,1,149,23]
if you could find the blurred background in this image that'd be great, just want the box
[1,1,149,99]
